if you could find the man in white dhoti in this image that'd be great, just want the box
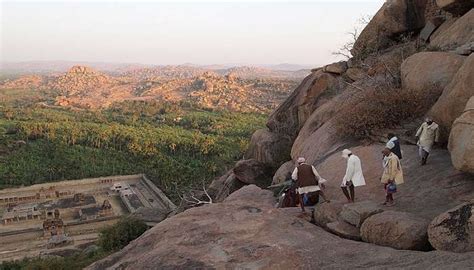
[341,149,366,203]
[415,117,440,165]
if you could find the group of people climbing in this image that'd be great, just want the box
[289,117,440,211]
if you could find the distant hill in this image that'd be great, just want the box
[0,61,313,75]
[0,61,152,74]
[0,65,306,113]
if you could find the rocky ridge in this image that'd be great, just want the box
[1,65,304,113]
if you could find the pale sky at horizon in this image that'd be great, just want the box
[1,0,385,66]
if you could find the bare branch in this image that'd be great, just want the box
[332,15,371,60]
[343,81,366,92]
[202,182,213,204]
[179,181,213,207]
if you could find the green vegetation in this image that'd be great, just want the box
[0,218,147,270]
[0,89,267,201]
[98,217,148,251]
[0,250,110,270]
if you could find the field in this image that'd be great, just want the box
[0,88,267,202]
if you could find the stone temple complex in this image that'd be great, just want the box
[0,174,175,261]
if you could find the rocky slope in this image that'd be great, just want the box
[206,0,474,255]
[0,75,44,89]
[87,186,474,270]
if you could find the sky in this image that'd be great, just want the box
[0,0,385,66]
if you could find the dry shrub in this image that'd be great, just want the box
[335,86,441,139]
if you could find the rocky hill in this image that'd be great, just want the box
[89,1,474,269]
[86,185,474,270]
[221,66,310,79]
[0,65,303,113]
[0,75,44,89]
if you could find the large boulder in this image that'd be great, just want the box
[428,201,474,252]
[430,53,474,136]
[352,0,428,57]
[340,201,384,228]
[401,52,465,92]
[271,161,294,185]
[345,67,366,82]
[313,202,344,228]
[360,211,431,251]
[449,97,474,173]
[430,9,474,50]
[290,86,358,164]
[455,41,474,56]
[323,61,348,75]
[266,70,344,139]
[327,220,362,241]
[245,129,292,167]
[436,0,474,16]
[233,159,272,187]
[87,185,474,270]
[207,169,245,202]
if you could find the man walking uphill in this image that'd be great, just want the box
[415,117,440,165]
[381,148,404,206]
[291,157,322,212]
[341,149,366,203]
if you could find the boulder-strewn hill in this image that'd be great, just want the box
[0,65,305,113]
[88,1,474,269]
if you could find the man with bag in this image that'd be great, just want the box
[381,148,404,206]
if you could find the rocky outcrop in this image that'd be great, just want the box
[430,9,474,50]
[327,220,361,241]
[271,160,294,185]
[345,67,366,82]
[207,169,245,202]
[323,61,348,75]
[87,186,474,270]
[401,52,465,92]
[233,159,272,187]
[428,201,474,252]
[340,201,384,228]
[360,211,431,251]
[455,41,474,56]
[352,0,428,56]
[449,97,474,173]
[245,129,292,167]
[290,88,357,163]
[0,75,43,89]
[313,202,344,228]
[266,70,344,139]
[49,65,115,96]
[430,54,474,135]
[436,0,474,16]
[266,72,320,138]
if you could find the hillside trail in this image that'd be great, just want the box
[316,144,474,220]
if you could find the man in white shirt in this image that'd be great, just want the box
[341,149,366,203]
